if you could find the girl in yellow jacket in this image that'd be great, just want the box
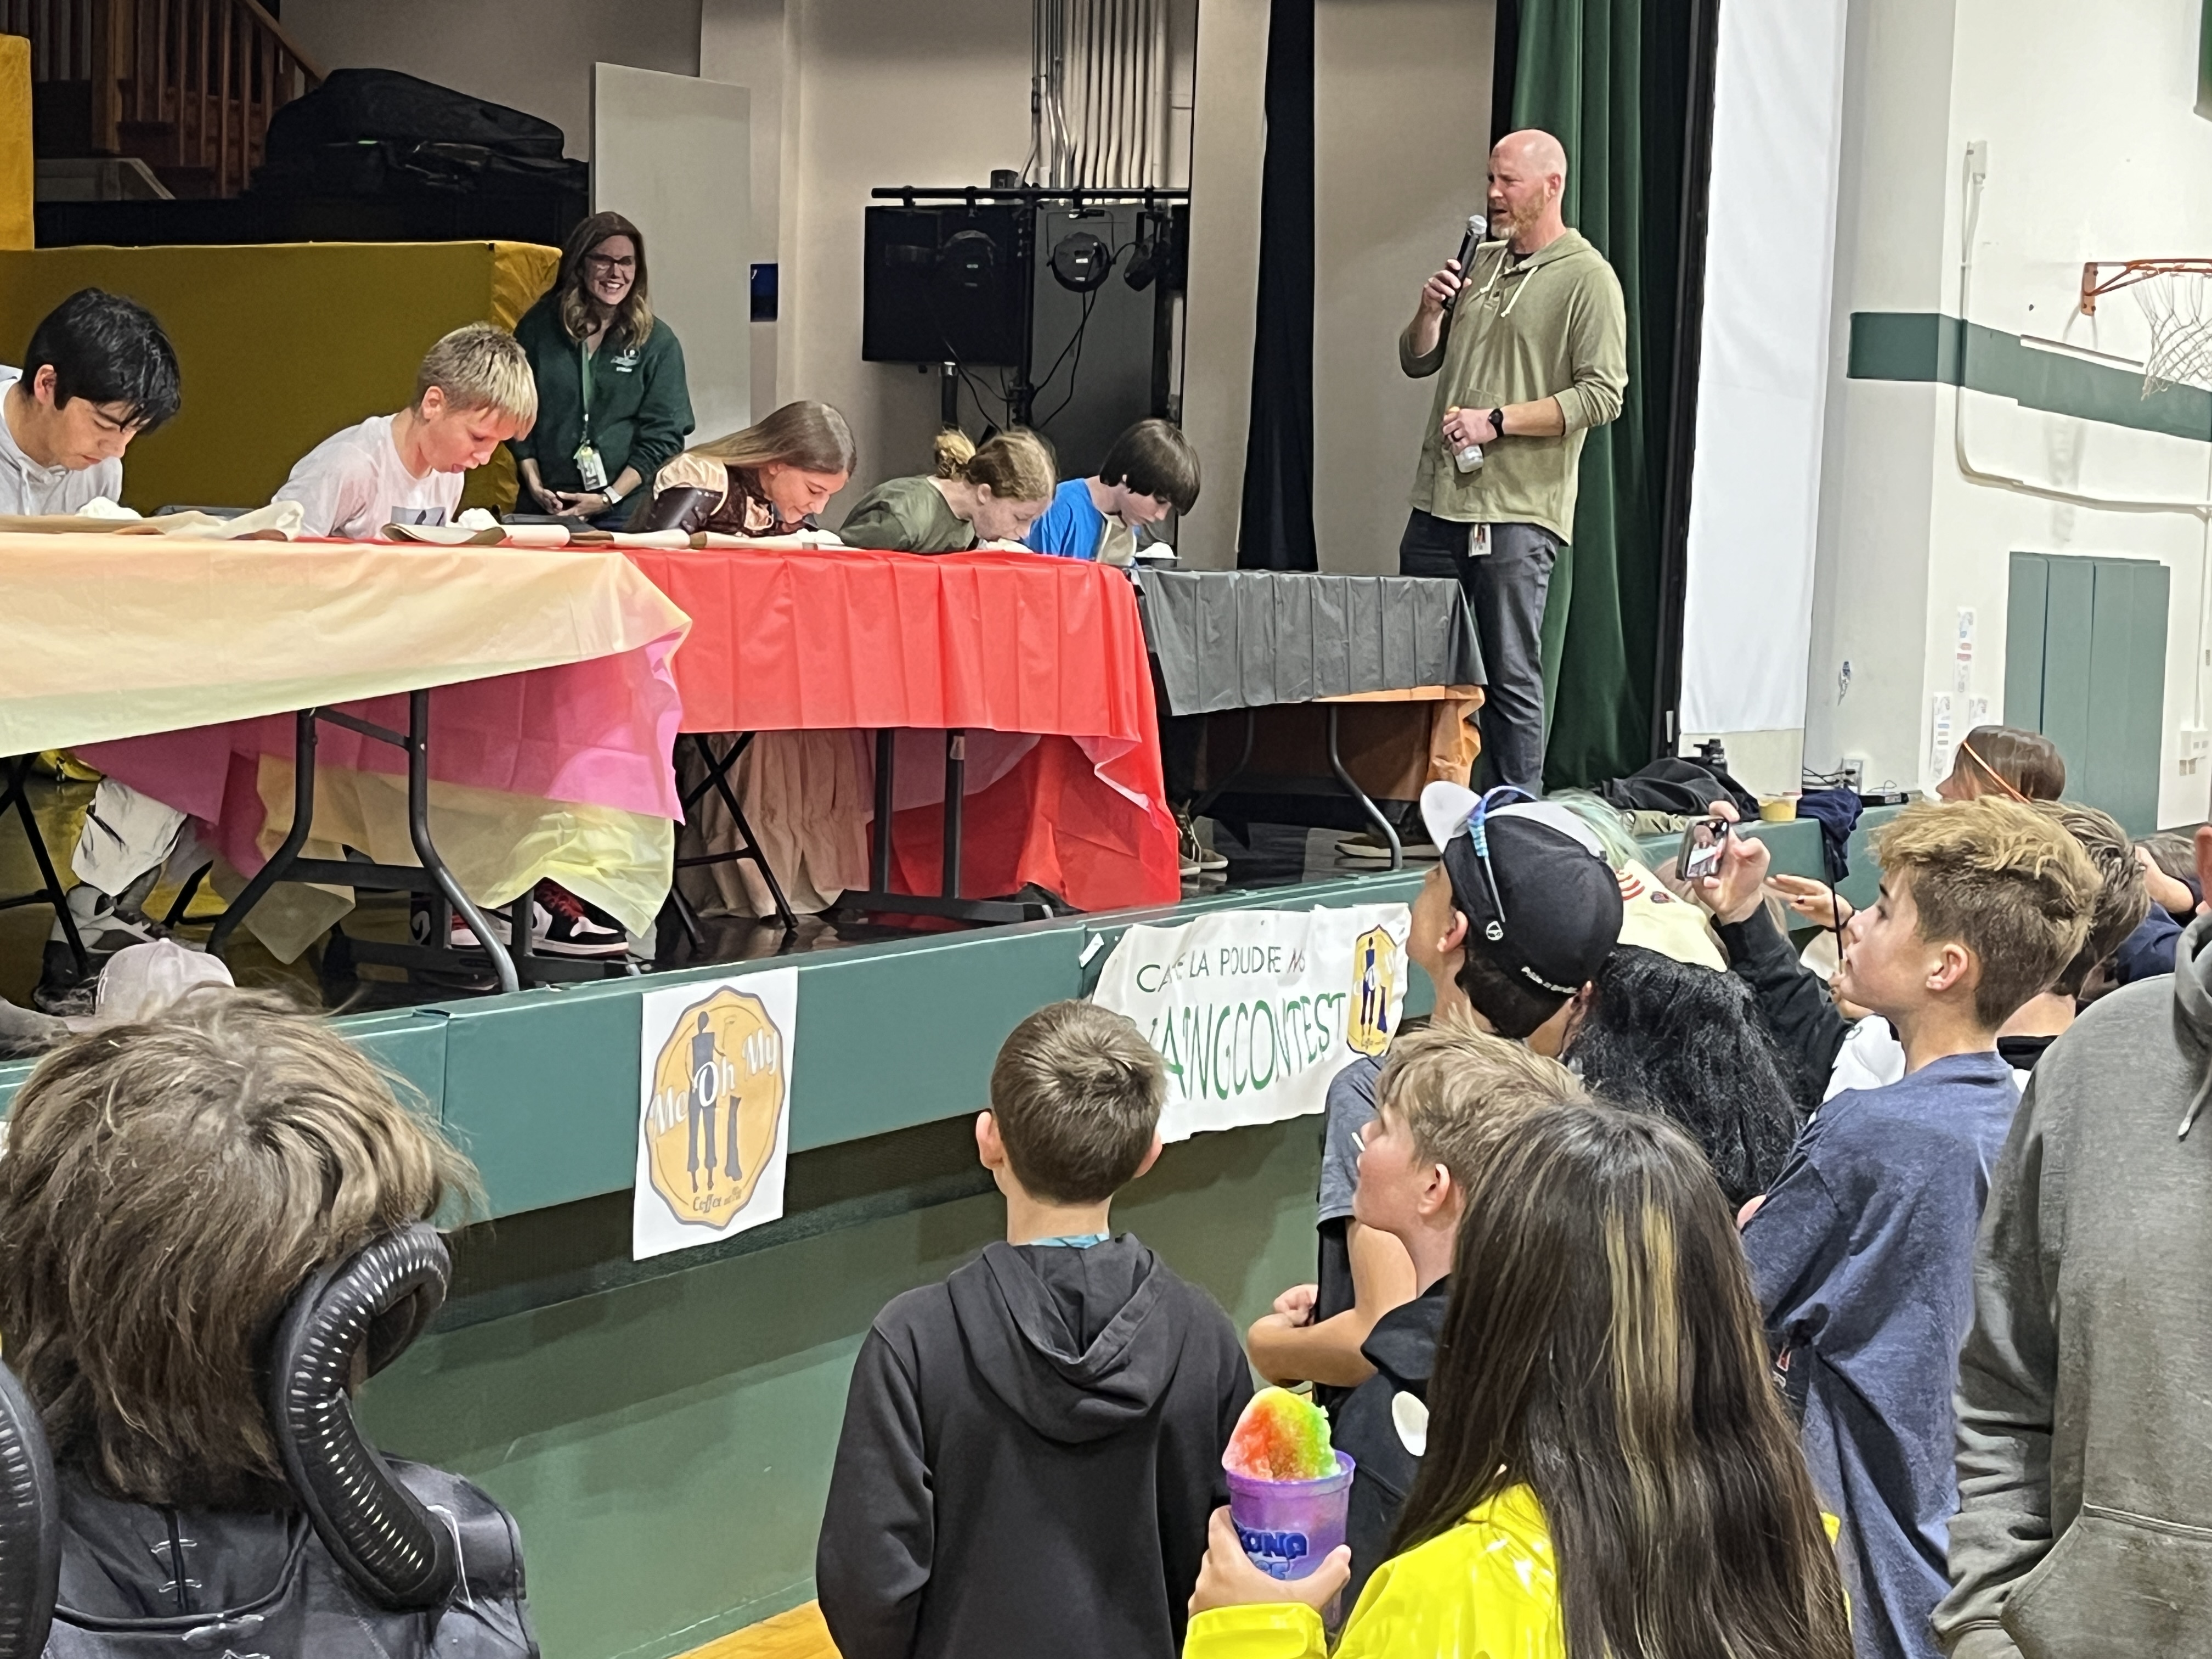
[1185,1101,1853,1659]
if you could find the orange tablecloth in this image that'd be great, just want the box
[623,545,1182,913]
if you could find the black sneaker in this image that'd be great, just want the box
[535,882,629,957]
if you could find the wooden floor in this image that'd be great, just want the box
[680,1602,839,1659]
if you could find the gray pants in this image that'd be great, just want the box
[1398,510,1561,798]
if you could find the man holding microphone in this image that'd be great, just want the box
[1399,129,1627,800]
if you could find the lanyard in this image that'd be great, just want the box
[578,336,595,439]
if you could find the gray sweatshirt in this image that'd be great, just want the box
[1936,913,2212,1657]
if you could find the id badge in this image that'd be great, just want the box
[1468,523,1491,557]
[573,441,608,492]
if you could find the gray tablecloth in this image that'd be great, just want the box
[1137,569,1485,715]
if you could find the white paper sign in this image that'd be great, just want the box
[1091,905,1410,1142]
[633,969,798,1261]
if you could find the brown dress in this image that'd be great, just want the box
[645,454,869,916]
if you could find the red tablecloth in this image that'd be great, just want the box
[623,545,1182,912]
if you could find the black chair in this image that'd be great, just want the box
[0,1225,537,1657]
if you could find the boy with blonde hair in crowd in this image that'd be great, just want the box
[1331,1022,1583,1604]
[1713,798,2097,1659]
[275,322,536,539]
[816,1000,1249,1659]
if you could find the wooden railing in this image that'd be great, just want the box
[4,0,326,197]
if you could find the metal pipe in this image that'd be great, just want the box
[872,728,896,892]
[942,730,966,899]
[404,691,518,995]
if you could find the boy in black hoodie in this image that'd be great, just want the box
[816,1000,1253,1659]
[1330,1021,1582,1605]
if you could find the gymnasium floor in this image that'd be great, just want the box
[687,1604,838,1659]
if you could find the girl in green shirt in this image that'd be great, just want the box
[838,427,1056,552]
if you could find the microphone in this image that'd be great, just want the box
[1440,213,1487,314]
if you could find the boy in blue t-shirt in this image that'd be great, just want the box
[1697,799,2098,1659]
[1024,416,1200,560]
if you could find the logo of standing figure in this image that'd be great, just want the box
[1346,925,1399,1058]
[644,986,787,1228]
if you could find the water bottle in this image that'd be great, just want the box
[1445,406,1484,473]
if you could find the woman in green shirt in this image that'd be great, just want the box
[511,211,695,526]
[838,427,1056,552]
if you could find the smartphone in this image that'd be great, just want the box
[1678,815,1733,881]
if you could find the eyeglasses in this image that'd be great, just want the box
[1463,786,1532,943]
[583,254,636,273]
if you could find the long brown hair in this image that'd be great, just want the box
[0,991,478,1509]
[556,210,656,351]
[693,399,857,477]
[1392,1102,1852,1659]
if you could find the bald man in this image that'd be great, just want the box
[1398,129,1627,801]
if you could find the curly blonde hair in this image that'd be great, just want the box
[0,991,478,1508]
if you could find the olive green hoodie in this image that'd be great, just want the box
[1399,228,1627,543]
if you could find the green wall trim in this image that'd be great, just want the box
[1848,311,2212,444]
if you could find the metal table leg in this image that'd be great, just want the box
[839,726,1054,926]
[207,699,522,995]
[0,754,88,976]
[674,732,798,934]
[942,729,965,899]
[1327,705,1402,870]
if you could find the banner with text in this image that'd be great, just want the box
[1092,905,1410,1141]
[633,968,798,1261]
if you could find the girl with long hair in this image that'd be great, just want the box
[635,398,856,537]
[645,402,862,915]
[512,210,695,524]
[1186,1101,1852,1659]
[838,427,1057,552]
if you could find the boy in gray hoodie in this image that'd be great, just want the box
[1936,831,2212,1657]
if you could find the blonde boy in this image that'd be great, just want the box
[274,323,536,539]
[1741,798,2096,1659]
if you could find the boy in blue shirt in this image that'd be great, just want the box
[1700,799,2097,1659]
[1024,416,1200,560]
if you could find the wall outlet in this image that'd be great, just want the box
[2182,728,2211,776]
[1840,757,1868,793]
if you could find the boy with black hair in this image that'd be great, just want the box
[1245,778,1623,1393]
[4,290,193,1002]
[816,1000,1250,1659]
[1023,415,1200,561]
[0,287,180,517]
[1724,798,2097,1659]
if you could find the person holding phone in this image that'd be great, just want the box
[510,211,694,526]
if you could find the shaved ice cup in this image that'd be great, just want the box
[1224,1451,1356,1580]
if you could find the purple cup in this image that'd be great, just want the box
[1224,1451,1356,1580]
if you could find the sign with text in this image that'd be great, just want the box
[1092,905,1410,1141]
[633,969,798,1261]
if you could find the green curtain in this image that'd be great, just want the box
[1514,0,1692,789]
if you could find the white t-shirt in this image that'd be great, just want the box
[272,413,460,539]
[0,366,125,516]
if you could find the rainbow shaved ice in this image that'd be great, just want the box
[1225,1386,1338,1481]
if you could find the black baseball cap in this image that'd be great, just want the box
[1419,783,1624,997]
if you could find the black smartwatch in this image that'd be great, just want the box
[1489,406,1506,439]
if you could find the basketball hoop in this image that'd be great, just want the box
[2080,259,2212,396]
